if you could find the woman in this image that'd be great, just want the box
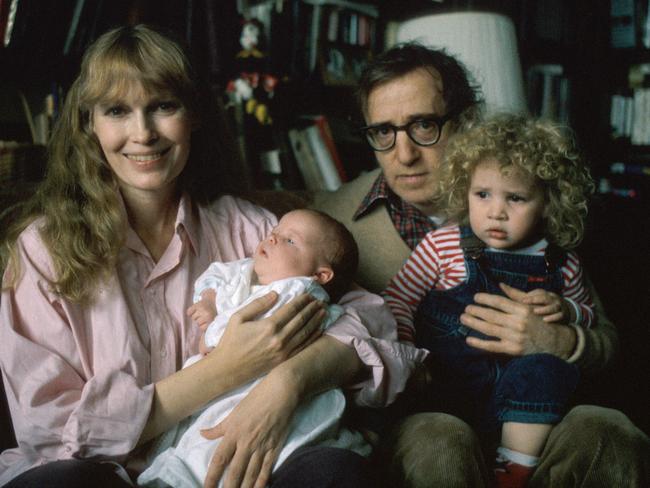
[0,25,424,487]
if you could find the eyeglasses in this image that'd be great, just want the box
[359,114,454,152]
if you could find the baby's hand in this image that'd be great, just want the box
[187,290,217,330]
[186,302,216,330]
[514,286,571,323]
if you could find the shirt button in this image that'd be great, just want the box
[160,349,168,358]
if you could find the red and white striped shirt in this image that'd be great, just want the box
[383,225,594,343]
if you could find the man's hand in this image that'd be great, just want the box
[460,283,577,359]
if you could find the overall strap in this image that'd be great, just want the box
[458,225,493,296]
[543,242,566,272]
[459,225,485,260]
[460,225,566,273]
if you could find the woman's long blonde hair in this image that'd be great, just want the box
[438,114,595,249]
[1,24,246,303]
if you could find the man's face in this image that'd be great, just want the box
[365,68,451,216]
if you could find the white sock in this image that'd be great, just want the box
[497,447,540,467]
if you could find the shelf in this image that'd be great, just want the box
[608,47,650,64]
[611,138,650,155]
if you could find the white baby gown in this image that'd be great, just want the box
[138,258,369,488]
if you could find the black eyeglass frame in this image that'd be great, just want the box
[359,112,455,152]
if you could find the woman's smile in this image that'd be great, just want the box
[124,147,171,163]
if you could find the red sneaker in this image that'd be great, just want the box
[493,460,535,488]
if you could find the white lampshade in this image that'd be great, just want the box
[390,12,526,115]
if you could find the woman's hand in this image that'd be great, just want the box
[460,283,576,359]
[207,291,326,394]
[140,293,324,446]
[200,369,300,488]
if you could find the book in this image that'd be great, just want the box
[63,0,85,55]
[611,0,636,48]
[610,93,628,139]
[303,123,342,191]
[300,0,378,76]
[2,0,18,47]
[288,128,326,191]
[630,88,649,145]
[326,6,339,42]
[0,0,10,43]
[304,114,347,182]
[307,2,324,72]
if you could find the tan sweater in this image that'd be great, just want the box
[312,169,410,294]
[311,168,618,375]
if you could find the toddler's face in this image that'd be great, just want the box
[253,210,327,285]
[468,159,546,250]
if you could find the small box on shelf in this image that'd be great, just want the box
[610,0,650,49]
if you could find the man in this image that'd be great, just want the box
[312,43,650,487]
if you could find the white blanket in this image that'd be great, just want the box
[138,259,369,488]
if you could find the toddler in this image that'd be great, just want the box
[383,114,595,488]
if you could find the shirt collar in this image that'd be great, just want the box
[353,171,440,250]
[354,172,399,220]
[353,171,430,221]
[176,192,200,255]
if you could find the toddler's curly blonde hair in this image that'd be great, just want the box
[438,114,594,249]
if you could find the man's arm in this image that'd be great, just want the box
[571,278,618,373]
[460,277,618,376]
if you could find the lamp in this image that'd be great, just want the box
[390,12,526,115]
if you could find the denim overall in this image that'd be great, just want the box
[414,226,579,434]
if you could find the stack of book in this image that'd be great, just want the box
[287,114,347,192]
[610,63,650,145]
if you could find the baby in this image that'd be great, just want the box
[188,208,358,356]
[139,209,368,488]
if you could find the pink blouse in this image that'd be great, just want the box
[0,194,426,483]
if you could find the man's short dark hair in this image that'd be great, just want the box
[357,42,483,126]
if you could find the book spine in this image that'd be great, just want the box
[288,128,325,191]
[3,0,18,47]
[327,7,339,42]
[63,0,86,55]
[631,89,645,145]
[303,124,342,191]
[308,3,323,72]
[312,115,347,182]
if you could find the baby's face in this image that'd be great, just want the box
[253,210,328,285]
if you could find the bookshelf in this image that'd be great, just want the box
[550,0,650,435]
[234,0,381,191]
